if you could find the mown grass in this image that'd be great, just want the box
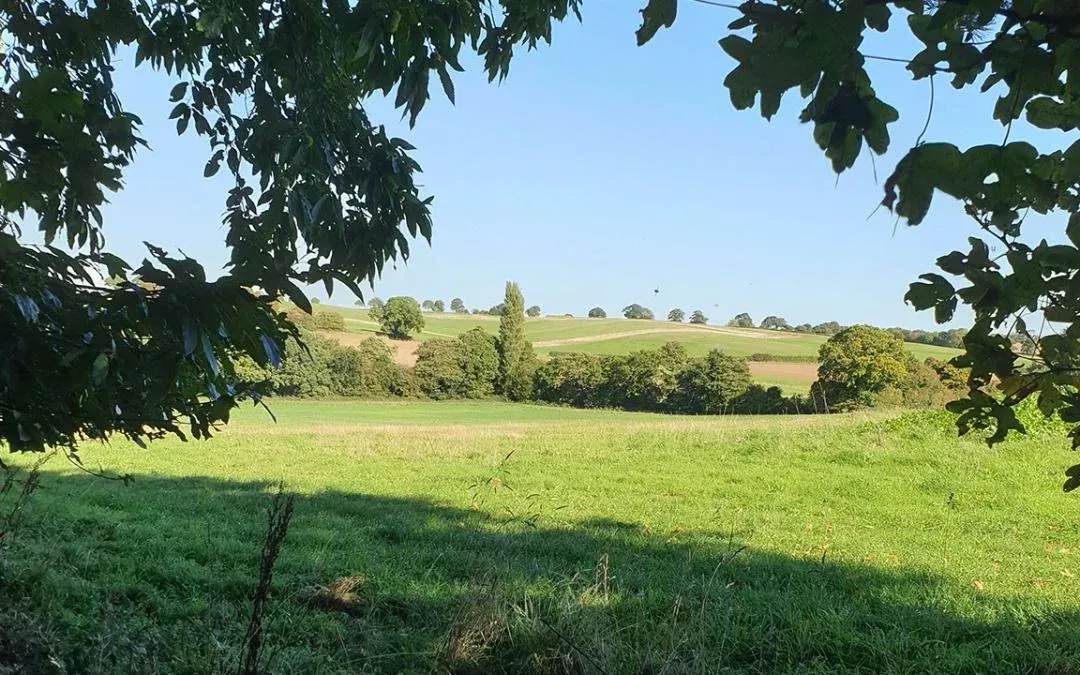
[3,401,1077,673]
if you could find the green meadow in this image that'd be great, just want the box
[2,400,1077,672]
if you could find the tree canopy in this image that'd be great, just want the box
[450,298,467,313]
[623,304,655,320]
[638,0,1080,463]
[588,307,607,319]
[377,297,424,339]
[728,313,754,328]
[1,0,582,452]
[667,308,686,322]
[689,310,708,325]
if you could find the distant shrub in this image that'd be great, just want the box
[814,325,908,410]
[270,332,340,397]
[458,328,499,398]
[587,307,607,319]
[413,339,466,399]
[732,385,792,415]
[379,297,424,339]
[266,331,404,398]
[746,353,816,363]
[534,353,605,407]
[674,349,753,414]
[349,338,406,397]
[284,307,315,330]
[599,342,688,411]
[314,311,346,331]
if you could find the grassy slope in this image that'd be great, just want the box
[326,306,962,362]
[2,400,1078,672]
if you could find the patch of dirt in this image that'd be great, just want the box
[323,332,419,367]
[747,361,818,385]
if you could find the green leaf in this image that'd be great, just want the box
[169,81,188,102]
[636,0,677,46]
[437,63,455,104]
[168,102,188,119]
[91,353,109,386]
[1064,464,1080,493]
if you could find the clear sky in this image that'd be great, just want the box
[93,2,1060,329]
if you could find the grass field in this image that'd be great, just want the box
[2,400,1078,673]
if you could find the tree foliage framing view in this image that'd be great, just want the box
[0,0,582,454]
[639,0,1080,478]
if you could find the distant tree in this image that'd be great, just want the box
[760,316,790,331]
[413,339,466,400]
[600,342,688,411]
[667,308,686,323]
[378,297,424,339]
[421,300,435,311]
[354,299,366,308]
[689,310,708,325]
[812,322,842,336]
[310,298,321,304]
[458,328,499,398]
[533,353,605,408]
[450,298,467,313]
[588,307,607,319]
[526,305,542,318]
[433,300,446,313]
[815,326,908,410]
[313,311,346,331]
[728,313,754,328]
[793,323,813,333]
[487,302,507,316]
[367,297,385,321]
[622,304,654,320]
[497,282,536,400]
[675,350,753,414]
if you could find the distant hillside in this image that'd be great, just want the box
[312,305,963,395]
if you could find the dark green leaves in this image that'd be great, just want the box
[637,0,677,46]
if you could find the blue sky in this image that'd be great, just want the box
[94,2,1059,329]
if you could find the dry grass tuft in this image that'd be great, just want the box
[296,576,373,618]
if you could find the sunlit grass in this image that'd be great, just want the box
[2,400,1076,672]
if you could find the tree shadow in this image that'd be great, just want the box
[2,470,1079,673]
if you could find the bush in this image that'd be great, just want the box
[266,331,404,398]
[270,332,340,397]
[814,325,908,410]
[458,328,499,398]
[379,297,424,338]
[588,307,607,319]
[534,353,605,407]
[314,311,346,331]
[732,385,792,414]
[674,349,753,414]
[413,339,466,400]
[350,338,406,397]
[599,342,688,411]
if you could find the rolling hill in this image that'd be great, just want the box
[312,305,962,394]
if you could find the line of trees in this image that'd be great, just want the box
[289,297,965,414]
[351,296,968,352]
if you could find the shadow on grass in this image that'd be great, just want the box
[2,470,1078,673]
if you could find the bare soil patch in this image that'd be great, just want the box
[323,331,420,367]
[747,361,818,385]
